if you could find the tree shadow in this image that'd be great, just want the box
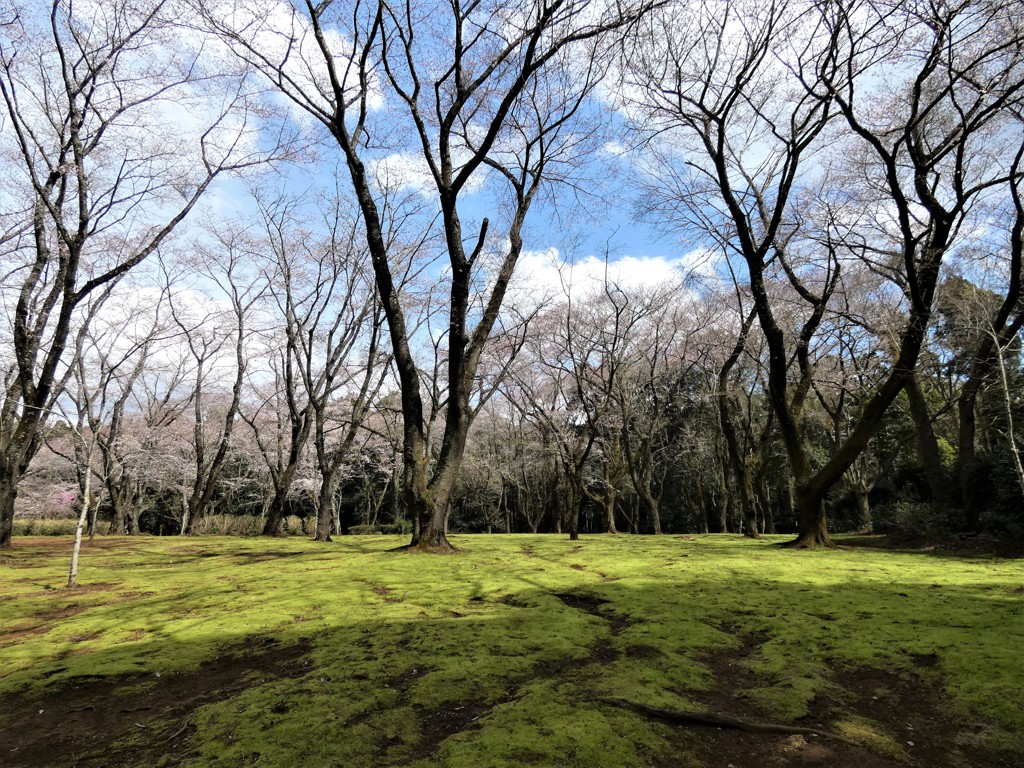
[0,538,1021,767]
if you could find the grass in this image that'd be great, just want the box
[0,533,1022,767]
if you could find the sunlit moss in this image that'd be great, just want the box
[0,534,1021,766]
[834,717,910,760]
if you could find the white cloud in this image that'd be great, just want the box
[369,146,488,199]
[208,0,385,128]
[507,247,709,314]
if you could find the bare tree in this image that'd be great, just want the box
[623,0,1024,546]
[200,0,659,551]
[168,234,265,535]
[954,151,1024,530]
[0,0,269,547]
[235,191,390,537]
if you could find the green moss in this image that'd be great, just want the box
[834,717,910,760]
[1,534,1022,766]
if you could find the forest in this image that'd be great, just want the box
[2,3,1023,767]
[3,0,1024,553]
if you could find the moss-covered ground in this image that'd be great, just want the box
[0,534,1021,767]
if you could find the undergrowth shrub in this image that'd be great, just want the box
[874,500,953,537]
[13,519,78,536]
[190,515,264,536]
[349,522,411,535]
[283,515,307,535]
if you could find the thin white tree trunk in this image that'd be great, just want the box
[68,462,93,588]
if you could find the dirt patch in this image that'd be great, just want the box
[0,622,52,649]
[693,627,768,717]
[0,636,311,768]
[496,593,529,607]
[405,700,492,761]
[0,601,98,649]
[555,591,610,614]
[827,665,1017,767]
[625,644,663,660]
[350,663,496,763]
[661,631,1014,768]
[554,591,632,635]
[373,597,634,761]
[371,586,406,603]
[532,639,622,680]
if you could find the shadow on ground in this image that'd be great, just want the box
[0,535,1021,767]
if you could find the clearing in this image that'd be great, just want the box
[0,534,1021,767]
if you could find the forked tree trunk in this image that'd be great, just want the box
[408,447,456,552]
[790,488,831,548]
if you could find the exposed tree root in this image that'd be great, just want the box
[598,698,859,746]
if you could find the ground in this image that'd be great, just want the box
[0,534,1021,767]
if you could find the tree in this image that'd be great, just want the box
[623,0,1024,546]
[167,233,264,535]
[201,0,659,551]
[952,158,1024,530]
[0,0,268,547]
[240,191,391,540]
[615,289,695,535]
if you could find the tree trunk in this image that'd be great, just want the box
[262,486,289,536]
[853,483,872,533]
[68,463,94,588]
[314,475,334,542]
[789,488,831,548]
[0,480,15,547]
[604,485,619,534]
[410,450,455,552]
[416,501,453,550]
[180,493,191,537]
[107,492,127,535]
[696,472,709,534]
[763,498,776,535]
[650,497,663,535]
[567,478,581,541]
[716,459,730,533]
[958,384,985,532]
[905,374,953,518]
[129,506,141,535]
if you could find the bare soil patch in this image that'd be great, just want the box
[555,591,632,635]
[0,636,311,768]
[405,700,493,762]
[653,630,1014,768]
